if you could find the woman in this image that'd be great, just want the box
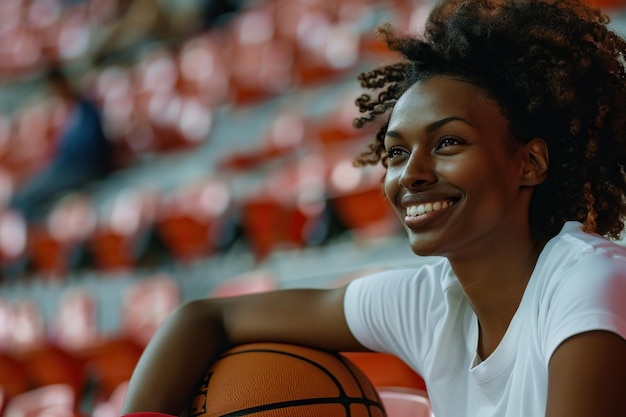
[121,0,626,416]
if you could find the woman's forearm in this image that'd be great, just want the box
[121,300,229,415]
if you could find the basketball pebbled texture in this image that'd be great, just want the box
[186,342,387,417]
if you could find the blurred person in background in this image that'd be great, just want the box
[9,66,112,222]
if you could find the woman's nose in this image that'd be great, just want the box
[398,149,437,190]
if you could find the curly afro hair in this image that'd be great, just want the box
[353,0,626,242]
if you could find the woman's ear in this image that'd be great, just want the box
[520,138,549,186]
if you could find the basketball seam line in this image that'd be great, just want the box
[217,396,385,417]
[337,355,381,417]
[215,348,385,417]
[218,348,348,397]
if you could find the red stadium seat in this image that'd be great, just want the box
[377,387,434,417]
[5,299,47,352]
[0,352,30,404]
[120,274,180,347]
[226,5,295,106]
[76,338,142,404]
[272,0,359,87]
[240,163,328,260]
[177,34,231,107]
[50,288,99,352]
[341,352,427,392]
[27,193,96,279]
[65,275,178,402]
[326,156,400,241]
[155,177,232,263]
[5,299,87,399]
[88,187,159,273]
[0,209,28,273]
[92,380,129,417]
[3,100,60,184]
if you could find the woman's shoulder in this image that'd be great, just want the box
[541,221,626,272]
[535,222,626,306]
[346,257,456,300]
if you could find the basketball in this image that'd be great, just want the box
[185,342,387,417]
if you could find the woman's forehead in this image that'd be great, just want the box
[388,76,504,129]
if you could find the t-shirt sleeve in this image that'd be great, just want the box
[343,270,400,353]
[541,250,626,364]
[343,263,452,375]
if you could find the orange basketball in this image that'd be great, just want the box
[185,342,387,417]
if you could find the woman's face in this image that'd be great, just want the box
[383,76,530,259]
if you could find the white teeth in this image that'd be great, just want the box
[406,200,454,217]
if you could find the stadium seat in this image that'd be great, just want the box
[92,380,129,417]
[87,187,159,272]
[176,34,231,107]
[326,156,401,240]
[5,300,87,400]
[5,299,47,352]
[58,275,178,402]
[238,153,332,259]
[226,5,295,106]
[0,352,30,404]
[312,91,376,147]
[377,387,434,417]
[27,193,96,279]
[272,0,359,87]
[120,274,181,347]
[3,383,79,417]
[341,352,427,392]
[0,209,28,279]
[12,345,87,404]
[74,338,142,403]
[155,177,232,263]
[50,288,99,352]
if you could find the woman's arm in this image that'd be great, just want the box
[546,330,626,417]
[120,287,367,414]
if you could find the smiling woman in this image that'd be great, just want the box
[120,2,626,417]
[379,77,536,260]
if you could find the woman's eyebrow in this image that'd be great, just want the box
[425,116,471,133]
[385,116,471,139]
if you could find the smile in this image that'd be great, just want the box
[406,199,456,217]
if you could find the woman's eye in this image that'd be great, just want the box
[437,136,461,149]
[386,147,406,161]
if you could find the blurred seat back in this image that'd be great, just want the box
[0,352,30,404]
[377,387,434,417]
[92,380,129,417]
[51,288,99,351]
[3,384,78,417]
[121,274,180,346]
[341,352,427,392]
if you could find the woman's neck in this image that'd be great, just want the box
[449,231,546,359]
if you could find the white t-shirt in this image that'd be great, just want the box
[344,222,626,417]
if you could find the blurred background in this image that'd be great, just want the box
[0,0,624,415]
